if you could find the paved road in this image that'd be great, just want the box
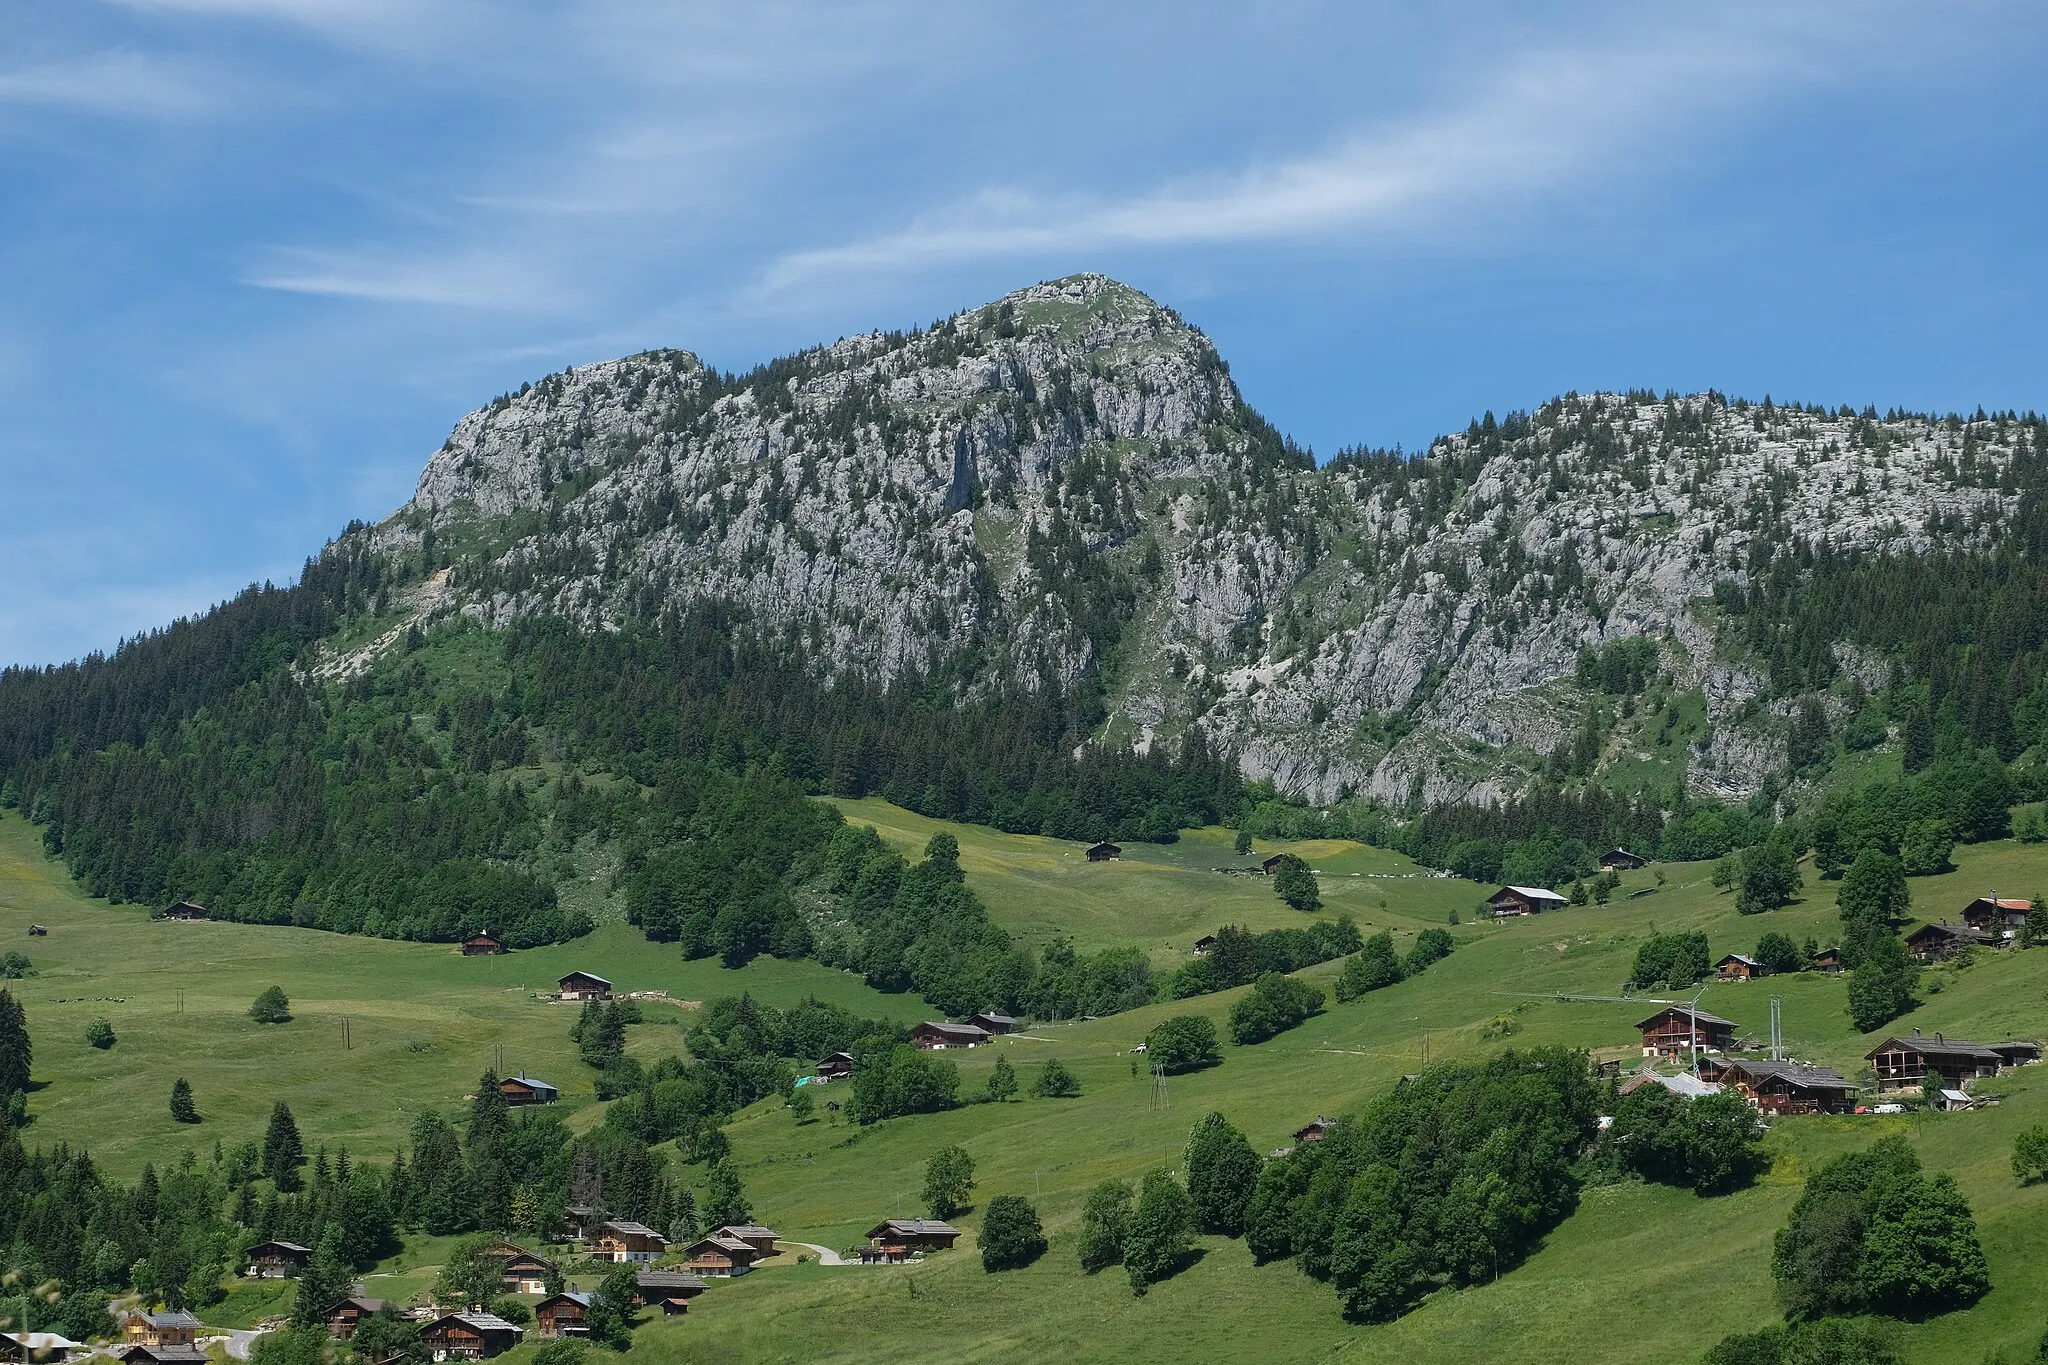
[210,1329,266,1360]
[784,1241,858,1266]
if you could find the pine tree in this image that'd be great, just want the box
[1184,1112,1262,1236]
[293,1231,353,1327]
[264,1102,307,1192]
[0,988,30,1100]
[701,1159,750,1229]
[470,1069,509,1153]
[169,1077,199,1123]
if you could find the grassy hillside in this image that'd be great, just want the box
[3,801,2046,1363]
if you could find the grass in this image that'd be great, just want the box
[4,800,2048,1363]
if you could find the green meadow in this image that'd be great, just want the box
[3,801,2047,1364]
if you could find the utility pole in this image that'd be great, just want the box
[1769,996,1783,1062]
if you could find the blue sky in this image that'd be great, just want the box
[3,2,2045,666]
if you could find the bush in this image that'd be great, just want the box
[249,985,292,1024]
[1077,1179,1133,1274]
[532,1342,587,1365]
[0,953,31,980]
[1031,1058,1080,1098]
[985,1054,1017,1102]
[979,1195,1047,1271]
[1146,1015,1221,1074]
[84,1016,115,1049]
[1846,933,1917,1033]
[1335,934,1404,1001]
[1228,974,1324,1046]
[1123,1169,1195,1295]
[1703,1319,1901,1365]
[2012,1125,2048,1184]
[1404,927,1454,975]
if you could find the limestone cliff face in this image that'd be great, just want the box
[368,274,2029,804]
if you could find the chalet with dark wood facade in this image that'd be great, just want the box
[1489,885,1570,918]
[1636,1006,1737,1058]
[245,1239,311,1277]
[1714,1059,1854,1114]
[1905,922,1996,962]
[714,1224,780,1258]
[591,1220,667,1264]
[532,1293,590,1339]
[1961,897,2031,938]
[1292,1116,1333,1144]
[816,1052,855,1082]
[633,1270,708,1314]
[498,1075,558,1107]
[460,933,506,956]
[911,1020,990,1050]
[968,1011,1018,1035]
[1599,848,1647,871]
[325,1297,388,1340]
[1714,953,1761,981]
[684,1233,760,1276]
[1086,842,1123,862]
[419,1312,522,1362]
[162,902,209,921]
[1866,1031,2007,1091]
[111,1346,208,1365]
[1811,946,1843,973]
[1192,934,1217,956]
[557,971,612,1002]
[859,1219,961,1262]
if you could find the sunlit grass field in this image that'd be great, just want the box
[3,800,2046,1363]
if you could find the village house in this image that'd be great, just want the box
[460,932,506,956]
[1599,848,1648,872]
[591,1220,668,1264]
[1713,1059,1855,1115]
[714,1224,781,1258]
[1,1332,85,1364]
[325,1297,388,1340]
[110,1345,208,1365]
[968,1011,1018,1035]
[1636,1005,1737,1058]
[911,1020,990,1050]
[1960,896,2031,938]
[1905,922,1997,962]
[1192,934,1217,956]
[1990,1041,2042,1067]
[121,1312,201,1349]
[1086,841,1123,862]
[498,1075,558,1107]
[1489,885,1570,918]
[1292,1117,1333,1144]
[684,1233,761,1277]
[1866,1030,2007,1091]
[532,1293,590,1339]
[1714,953,1762,981]
[1811,946,1844,973]
[162,902,209,922]
[419,1312,523,1362]
[557,971,612,1002]
[495,1247,555,1294]
[816,1052,855,1082]
[244,1240,311,1277]
[1260,853,1289,875]
[859,1220,961,1263]
[633,1270,708,1315]
[563,1205,603,1241]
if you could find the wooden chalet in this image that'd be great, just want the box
[715,1224,780,1258]
[245,1239,311,1277]
[419,1312,522,1362]
[1714,1059,1854,1115]
[460,933,506,956]
[592,1220,668,1264]
[563,1204,603,1240]
[1990,1040,2042,1067]
[1086,841,1123,862]
[110,1346,208,1365]
[1599,848,1648,872]
[684,1233,761,1276]
[816,1051,855,1082]
[162,902,209,922]
[1636,1006,1737,1058]
[325,1297,388,1340]
[1714,953,1761,981]
[1906,922,1996,961]
[121,1312,200,1349]
[1812,946,1844,973]
[860,1219,961,1262]
[968,1011,1018,1035]
[1961,896,2031,936]
[633,1270,708,1315]
[532,1293,590,1339]
[1291,1116,1333,1144]
[1866,1030,2006,1091]
[557,971,612,1002]
[498,1075,558,1107]
[497,1247,555,1294]
[1192,934,1217,956]
[1489,885,1570,918]
[911,1020,990,1050]
[1260,853,1289,874]
[0,1332,84,1364]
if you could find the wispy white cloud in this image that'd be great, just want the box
[0,50,221,117]
[242,245,574,310]
[762,13,1831,290]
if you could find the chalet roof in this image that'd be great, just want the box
[537,1292,591,1309]
[1990,1040,2042,1058]
[914,1020,990,1040]
[329,1298,387,1314]
[1721,1059,1851,1090]
[1966,897,2031,911]
[1619,1070,1721,1098]
[4,1334,82,1353]
[868,1219,960,1238]
[1716,954,1759,967]
[1193,934,1217,946]
[501,1075,558,1093]
[1907,922,1996,943]
[119,1347,211,1364]
[1495,884,1569,903]
[1867,1033,2003,1062]
[1087,841,1122,852]
[687,1234,756,1254]
[1601,848,1645,860]
[820,1051,855,1063]
[251,1240,312,1254]
[716,1224,779,1240]
[558,970,612,985]
[441,1313,522,1335]
[1635,1005,1736,1031]
[970,1012,1018,1027]
[596,1220,662,1239]
[136,1312,202,1330]
[636,1271,708,1290]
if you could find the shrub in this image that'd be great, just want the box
[1146,1015,1221,1074]
[84,1016,115,1049]
[1228,974,1324,1046]
[1846,933,1917,1033]
[2011,1125,2048,1184]
[1703,1319,1900,1365]
[1123,1169,1195,1296]
[979,1195,1047,1271]
[1077,1179,1133,1274]
[249,986,292,1024]
[1031,1058,1080,1098]
[532,1342,586,1365]
[0,953,31,980]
